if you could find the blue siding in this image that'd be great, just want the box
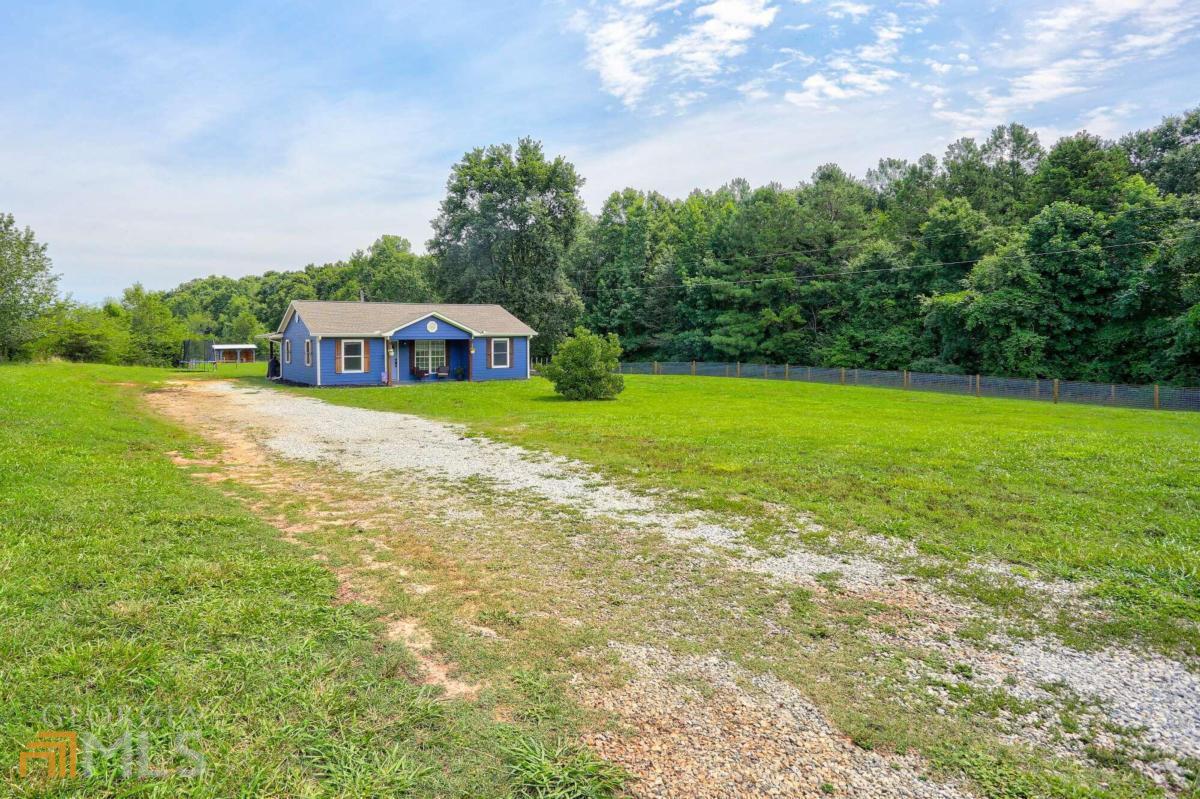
[320,338,388,386]
[390,315,472,340]
[471,336,530,381]
[281,312,317,385]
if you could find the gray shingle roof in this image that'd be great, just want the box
[280,300,537,337]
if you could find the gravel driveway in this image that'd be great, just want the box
[158,381,1200,790]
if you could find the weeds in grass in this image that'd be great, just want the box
[502,735,628,799]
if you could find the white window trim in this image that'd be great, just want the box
[304,339,312,367]
[341,339,366,374]
[283,339,292,364]
[491,337,511,369]
[414,339,447,372]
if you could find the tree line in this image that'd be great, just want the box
[3,106,1197,384]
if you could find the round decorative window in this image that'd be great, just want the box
[426,320,438,333]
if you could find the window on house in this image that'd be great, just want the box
[284,340,292,364]
[304,339,312,366]
[342,339,365,373]
[491,338,511,369]
[414,340,446,371]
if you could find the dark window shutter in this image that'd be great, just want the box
[408,342,415,371]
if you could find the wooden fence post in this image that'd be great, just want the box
[736,361,741,378]
[853,369,859,385]
[725,363,730,377]
[1110,384,1116,403]
[975,374,981,397]
[653,360,659,375]
[840,367,846,385]
[902,369,908,388]
[1154,384,1160,410]
[807,366,812,381]
[691,360,696,376]
[1053,378,1060,404]
[784,364,790,380]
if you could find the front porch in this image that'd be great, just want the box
[390,338,472,382]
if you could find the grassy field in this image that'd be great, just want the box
[275,373,1200,655]
[0,363,619,797]
[4,362,1193,798]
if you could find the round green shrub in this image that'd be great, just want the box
[541,327,625,400]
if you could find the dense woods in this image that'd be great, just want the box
[5,107,1199,383]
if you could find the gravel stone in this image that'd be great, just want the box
[581,643,975,799]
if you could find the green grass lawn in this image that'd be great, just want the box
[0,363,618,797]
[274,374,1200,655]
[179,361,268,379]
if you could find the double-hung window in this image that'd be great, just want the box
[414,340,446,371]
[490,338,511,369]
[341,339,365,373]
[304,339,312,366]
[283,339,292,364]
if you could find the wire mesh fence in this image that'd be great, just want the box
[615,361,1200,412]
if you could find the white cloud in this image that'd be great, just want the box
[785,64,899,106]
[737,77,771,99]
[856,13,907,61]
[786,73,855,105]
[934,0,1200,135]
[1008,0,1199,67]
[579,0,778,108]
[826,1,872,22]
[662,0,780,79]
[768,47,817,70]
[784,6,911,109]
[580,9,662,106]
[671,89,709,109]
[1080,101,1140,138]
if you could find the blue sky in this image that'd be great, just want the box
[1,0,1197,302]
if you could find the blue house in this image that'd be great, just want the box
[270,300,535,386]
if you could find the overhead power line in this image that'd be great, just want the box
[573,229,1200,298]
[567,201,1198,283]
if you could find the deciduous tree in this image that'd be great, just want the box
[0,213,58,360]
[429,138,584,357]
